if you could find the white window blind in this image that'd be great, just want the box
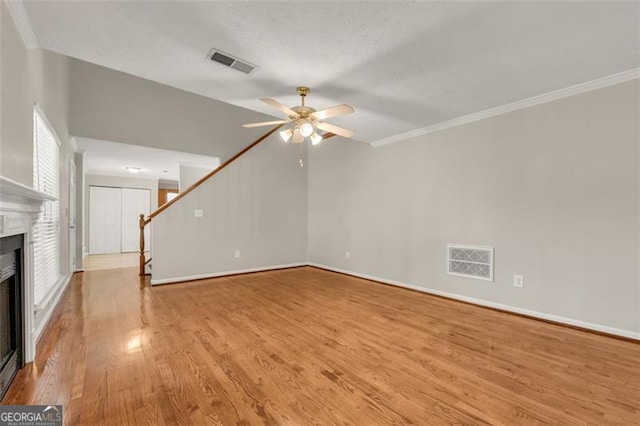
[33,107,61,308]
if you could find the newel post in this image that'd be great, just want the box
[139,214,147,276]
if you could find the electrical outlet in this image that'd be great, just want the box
[194,209,204,218]
[345,251,350,259]
[513,275,524,288]
[234,250,240,258]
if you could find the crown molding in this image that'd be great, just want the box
[4,0,39,50]
[371,68,640,147]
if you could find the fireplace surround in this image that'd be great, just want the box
[0,235,24,398]
[0,176,59,390]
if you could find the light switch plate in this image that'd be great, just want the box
[194,209,203,218]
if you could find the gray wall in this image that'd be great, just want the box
[1,3,73,279]
[1,3,74,329]
[69,59,273,161]
[1,4,71,190]
[159,180,179,191]
[179,164,214,192]
[0,1,32,185]
[152,137,308,283]
[308,79,640,334]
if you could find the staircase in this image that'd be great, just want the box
[138,124,284,276]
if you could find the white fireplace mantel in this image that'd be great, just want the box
[0,175,56,363]
[0,175,55,211]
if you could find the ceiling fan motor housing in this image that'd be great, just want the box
[291,106,316,120]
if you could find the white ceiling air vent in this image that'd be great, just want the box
[447,244,494,282]
[207,48,257,75]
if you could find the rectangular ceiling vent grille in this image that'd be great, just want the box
[207,48,257,75]
[447,245,494,282]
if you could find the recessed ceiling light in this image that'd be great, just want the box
[126,166,141,174]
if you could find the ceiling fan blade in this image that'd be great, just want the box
[316,122,354,138]
[260,98,298,117]
[311,104,354,120]
[242,120,288,128]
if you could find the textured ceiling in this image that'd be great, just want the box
[24,1,640,144]
[76,137,220,181]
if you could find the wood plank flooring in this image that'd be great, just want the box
[3,266,639,425]
[83,252,145,271]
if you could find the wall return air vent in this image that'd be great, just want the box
[207,48,257,75]
[447,244,494,282]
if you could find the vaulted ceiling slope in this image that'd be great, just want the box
[23,1,640,145]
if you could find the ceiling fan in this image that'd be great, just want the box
[243,86,354,145]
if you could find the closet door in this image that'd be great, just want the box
[89,186,122,254]
[121,188,151,253]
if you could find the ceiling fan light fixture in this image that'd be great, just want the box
[292,128,304,144]
[279,128,293,142]
[310,132,323,145]
[242,86,355,159]
[299,121,314,138]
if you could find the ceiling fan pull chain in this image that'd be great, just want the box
[298,143,304,168]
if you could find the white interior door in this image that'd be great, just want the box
[121,188,151,253]
[89,186,122,254]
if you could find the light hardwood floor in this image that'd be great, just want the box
[83,252,146,271]
[3,266,639,424]
[82,252,149,271]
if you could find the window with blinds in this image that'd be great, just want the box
[33,106,61,308]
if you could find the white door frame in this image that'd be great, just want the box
[68,158,76,272]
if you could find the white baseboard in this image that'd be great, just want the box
[150,262,307,285]
[308,263,640,341]
[147,260,639,340]
[33,274,72,342]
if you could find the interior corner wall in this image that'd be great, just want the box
[151,137,308,284]
[308,79,640,336]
